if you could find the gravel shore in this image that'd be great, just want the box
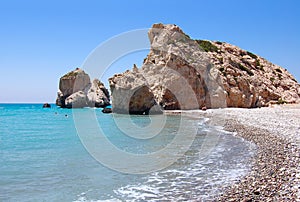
[219,121,299,201]
[167,104,300,201]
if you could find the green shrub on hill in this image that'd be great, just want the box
[247,51,258,59]
[196,40,218,52]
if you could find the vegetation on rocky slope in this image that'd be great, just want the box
[196,40,219,52]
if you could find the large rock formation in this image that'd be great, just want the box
[56,68,110,108]
[109,23,300,113]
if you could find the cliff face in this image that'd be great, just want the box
[109,23,300,113]
[56,68,110,108]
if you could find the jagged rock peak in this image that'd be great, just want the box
[148,23,185,43]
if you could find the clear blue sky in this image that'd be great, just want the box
[0,0,299,103]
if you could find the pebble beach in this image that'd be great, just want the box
[193,104,300,201]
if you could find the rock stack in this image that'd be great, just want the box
[56,68,110,108]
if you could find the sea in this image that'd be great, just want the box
[0,104,256,201]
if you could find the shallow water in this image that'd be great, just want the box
[0,104,256,201]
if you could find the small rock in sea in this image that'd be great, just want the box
[43,103,51,108]
[102,107,112,113]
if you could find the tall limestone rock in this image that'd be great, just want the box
[109,23,300,113]
[56,68,110,108]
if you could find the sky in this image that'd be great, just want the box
[0,0,299,103]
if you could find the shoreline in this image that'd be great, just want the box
[165,104,300,201]
[219,120,299,201]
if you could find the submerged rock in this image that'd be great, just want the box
[102,107,112,113]
[109,23,300,113]
[56,68,110,108]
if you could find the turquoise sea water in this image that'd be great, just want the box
[0,104,255,201]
